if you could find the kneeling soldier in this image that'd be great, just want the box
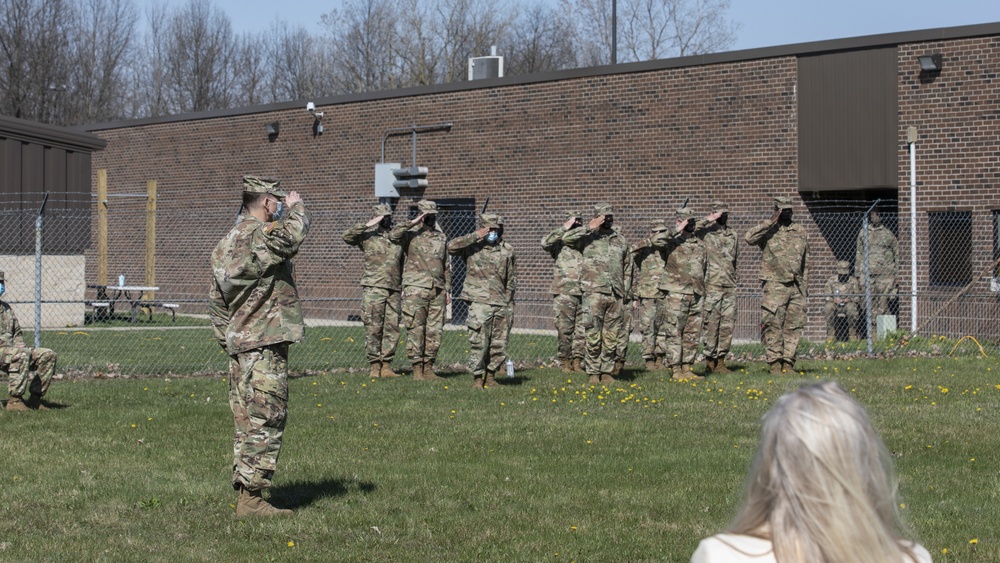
[1,271,57,411]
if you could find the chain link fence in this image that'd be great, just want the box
[2,195,998,377]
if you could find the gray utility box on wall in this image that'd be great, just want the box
[375,162,402,197]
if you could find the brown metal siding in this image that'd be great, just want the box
[798,48,899,191]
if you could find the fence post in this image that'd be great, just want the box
[144,180,156,303]
[34,193,49,347]
[97,169,108,286]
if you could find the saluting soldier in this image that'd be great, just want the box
[696,201,739,374]
[343,203,404,379]
[448,213,517,389]
[855,210,898,333]
[209,175,311,517]
[631,221,670,371]
[653,207,708,380]
[541,211,586,373]
[390,200,451,381]
[563,203,633,385]
[1,270,58,411]
[823,261,860,341]
[745,196,809,374]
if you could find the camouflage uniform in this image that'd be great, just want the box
[631,222,670,367]
[390,200,451,375]
[697,201,739,369]
[448,213,517,386]
[541,211,586,370]
[824,261,860,341]
[855,213,898,324]
[1,271,57,408]
[208,176,311,493]
[745,197,809,371]
[652,209,708,378]
[343,204,403,373]
[563,203,633,383]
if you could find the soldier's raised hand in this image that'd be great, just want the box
[563,217,578,230]
[411,212,426,226]
[675,218,689,233]
[365,214,383,227]
[285,191,302,206]
[769,208,781,224]
[706,211,723,223]
[476,227,490,239]
[588,215,605,230]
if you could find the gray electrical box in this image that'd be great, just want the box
[375,162,401,197]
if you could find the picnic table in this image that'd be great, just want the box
[87,284,172,322]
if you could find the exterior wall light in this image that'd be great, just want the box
[918,54,943,72]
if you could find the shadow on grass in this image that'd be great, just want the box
[271,477,376,509]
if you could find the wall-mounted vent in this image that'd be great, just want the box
[468,47,503,80]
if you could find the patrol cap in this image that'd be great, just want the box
[242,175,287,198]
[565,210,582,220]
[481,213,501,228]
[373,204,392,217]
[650,220,669,232]
[711,201,729,214]
[417,199,438,215]
[676,207,695,220]
[837,261,851,275]
[593,202,614,216]
[774,196,793,210]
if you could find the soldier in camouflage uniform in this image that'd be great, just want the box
[390,199,451,381]
[824,261,860,341]
[343,204,404,379]
[1,271,57,411]
[745,196,809,374]
[855,211,898,335]
[541,211,586,373]
[631,221,670,371]
[448,213,517,389]
[563,203,633,385]
[696,201,739,374]
[652,208,708,380]
[209,176,311,517]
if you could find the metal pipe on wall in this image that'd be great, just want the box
[908,126,918,332]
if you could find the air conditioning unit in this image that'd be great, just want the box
[468,54,503,81]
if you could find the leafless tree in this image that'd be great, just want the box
[323,0,402,94]
[266,20,336,100]
[163,0,236,113]
[65,0,139,124]
[0,0,72,123]
[562,0,737,65]
[433,0,515,83]
[501,3,577,76]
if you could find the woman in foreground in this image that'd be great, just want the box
[691,381,931,563]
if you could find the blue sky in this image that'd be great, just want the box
[160,0,1000,52]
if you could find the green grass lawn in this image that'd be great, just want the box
[1,357,998,561]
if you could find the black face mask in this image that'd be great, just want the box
[839,274,850,282]
[778,209,793,224]
[379,216,393,230]
[716,213,728,226]
[683,220,696,233]
[602,216,614,229]
[423,215,436,228]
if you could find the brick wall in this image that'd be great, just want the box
[87,32,1000,340]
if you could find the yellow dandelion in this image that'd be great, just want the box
[287,541,295,547]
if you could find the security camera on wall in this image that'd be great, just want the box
[306,102,315,113]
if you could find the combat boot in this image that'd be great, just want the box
[423,362,443,380]
[6,396,30,412]
[782,360,795,373]
[561,359,573,373]
[572,358,584,373]
[682,365,704,381]
[613,360,625,377]
[826,329,836,341]
[645,359,658,371]
[369,362,381,379]
[588,374,601,385]
[412,363,425,381]
[380,362,401,378]
[704,358,717,374]
[601,373,618,385]
[472,375,484,389]
[713,358,732,374]
[769,362,783,375]
[654,357,667,371]
[848,327,858,341]
[485,370,499,388]
[671,366,687,380]
[236,487,292,518]
[25,394,49,411]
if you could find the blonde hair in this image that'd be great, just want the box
[728,381,917,563]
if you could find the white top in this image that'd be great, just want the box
[691,533,932,563]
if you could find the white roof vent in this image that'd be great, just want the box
[469,46,503,80]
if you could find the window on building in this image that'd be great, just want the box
[928,211,972,287]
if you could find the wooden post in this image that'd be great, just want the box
[97,169,108,286]
[144,180,156,304]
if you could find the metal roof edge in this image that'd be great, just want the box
[81,21,1000,133]
[1,113,107,151]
